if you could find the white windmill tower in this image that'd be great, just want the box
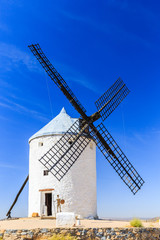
[28,107,97,218]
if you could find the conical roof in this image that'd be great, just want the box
[29,107,77,142]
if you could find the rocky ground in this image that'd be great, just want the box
[0,218,160,239]
[1,227,160,240]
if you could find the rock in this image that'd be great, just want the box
[56,212,76,227]
[88,216,94,220]
[40,228,48,233]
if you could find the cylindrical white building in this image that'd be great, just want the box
[28,108,97,218]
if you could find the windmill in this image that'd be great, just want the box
[6,43,144,219]
[28,43,144,195]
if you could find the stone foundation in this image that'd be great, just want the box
[1,227,160,239]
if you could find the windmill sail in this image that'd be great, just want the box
[95,78,130,121]
[91,123,144,194]
[39,119,91,181]
[28,44,87,119]
[29,43,144,194]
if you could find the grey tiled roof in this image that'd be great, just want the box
[29,107,77,142]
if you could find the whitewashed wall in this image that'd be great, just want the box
[28,134,97,218]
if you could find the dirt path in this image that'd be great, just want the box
[0,218,159,230]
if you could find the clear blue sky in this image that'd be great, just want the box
[0,0,160,219]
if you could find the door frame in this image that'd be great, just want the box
[39,189,55,217]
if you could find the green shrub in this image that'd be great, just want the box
[49,233,77,240]
[130,218,143,227]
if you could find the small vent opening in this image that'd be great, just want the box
[43,170,49,176]
[38,142,43,147]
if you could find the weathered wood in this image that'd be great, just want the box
[6,175,29,218]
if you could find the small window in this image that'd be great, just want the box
[43,170,49,176]
[38,142,43,147]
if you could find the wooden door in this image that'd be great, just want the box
[45,193,52,216]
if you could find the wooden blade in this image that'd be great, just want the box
[39,119,91,181]
[6,175,29,218]
[28,44,88,120]
[95,78,130,121]
[90,123,144,194]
